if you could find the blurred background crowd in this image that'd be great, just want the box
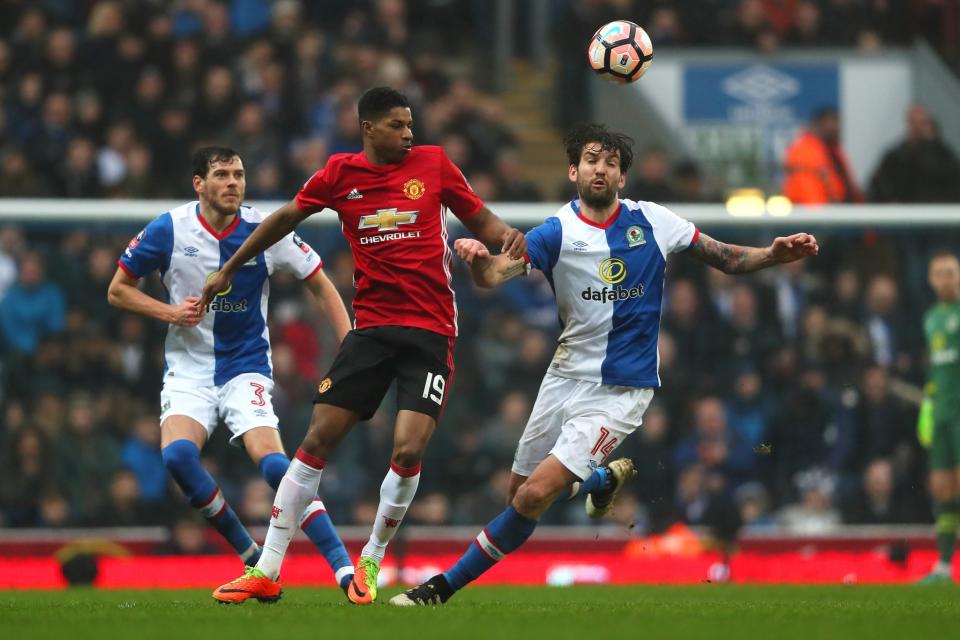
[0,219,950,540]
[2,0,960,545]
[2,0,959,204]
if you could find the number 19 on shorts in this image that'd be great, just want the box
[421,372,446,405]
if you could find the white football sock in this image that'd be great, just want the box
[360,463,421,563]
[257,453,324,580]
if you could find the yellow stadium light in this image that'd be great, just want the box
[766,195,793,217]
[726,189,765,217]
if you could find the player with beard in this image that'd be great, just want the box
[391,123,819,606]
[108,147,355,596]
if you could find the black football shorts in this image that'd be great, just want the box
[313,326,454,421]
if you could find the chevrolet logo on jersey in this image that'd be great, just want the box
[359,208,419,230]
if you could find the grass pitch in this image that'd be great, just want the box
[2,585,957,640]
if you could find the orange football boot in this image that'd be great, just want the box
[212,567,282,604]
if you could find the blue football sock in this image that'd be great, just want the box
[443,505,537,591]
[161,440,258,562]
[259,452,353,582]
[560,468,609,502]
[579,467,609,495]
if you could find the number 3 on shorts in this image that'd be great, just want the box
[421,372,445,405]
[250,381,266,407]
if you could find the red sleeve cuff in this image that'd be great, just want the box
[301,261,323,281]
[689,227,700,247]
[117,259,140,280]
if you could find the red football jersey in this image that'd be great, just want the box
[296,146,484,337]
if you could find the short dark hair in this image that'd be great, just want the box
[192,146,240,178]
[930,249,959,263]
[357,86,410,124]
[563,123,634,173]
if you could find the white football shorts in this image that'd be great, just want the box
[160,372,280,446]
[512,373,654,480]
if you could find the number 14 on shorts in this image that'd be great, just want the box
[591,427,618,457]
[421,372,446,405]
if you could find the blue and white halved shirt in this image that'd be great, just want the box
[525,199,697,388]
[118,202,322,386]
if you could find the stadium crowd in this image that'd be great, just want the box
[0,218,950,538]
[1,0,960,545]
[0,0,527,202]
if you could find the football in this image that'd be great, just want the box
[587,20,654,84]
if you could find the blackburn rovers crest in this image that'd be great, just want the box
[626,225,646,247]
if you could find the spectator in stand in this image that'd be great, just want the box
[56,392,121,517]
[0,427,60,526]
[767,369,837,503]
[0,226,23,300]
[58,137,102,198]
[842,458,920,524]
[621,403,674,532]
[726,283,781,374]
[672,160,718,203]
[156,515,220,556]
[623,147,678,202]
[725,367,770,452]
[494,149,542,202]
[0,251,66,356]
[869,105,960,203]
[0,149,42,196]
[776,468,841,533]
[88,469,157,527]
[783,106,862,204]
[674,396,756,486]
[863,274,913,372]
[121,414,167,503]
[846,366,914,473]
[725,0,775,48]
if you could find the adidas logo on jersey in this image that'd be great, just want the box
[346,188,363,200]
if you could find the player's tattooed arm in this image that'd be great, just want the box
[454,238,526,287]
[689,231,819,274]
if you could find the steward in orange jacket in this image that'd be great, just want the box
[783,107,863,204]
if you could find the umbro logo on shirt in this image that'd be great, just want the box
[346,188,363,200]
[572,240,589,252]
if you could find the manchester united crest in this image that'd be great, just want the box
[318,377,332,393]
[402,178,426,200]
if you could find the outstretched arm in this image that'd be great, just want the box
[107,268,201,327]
[201,200,311,308]
[459,205,527,260]
[454,238,527,288]
[688,231,819,274]
[303,268,352,342]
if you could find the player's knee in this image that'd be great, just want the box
[301,427,336,458]
[161,439,201,474]
[512,481,552,515]
[390,444,424,469]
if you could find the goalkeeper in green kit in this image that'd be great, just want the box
[919,251,960,583]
